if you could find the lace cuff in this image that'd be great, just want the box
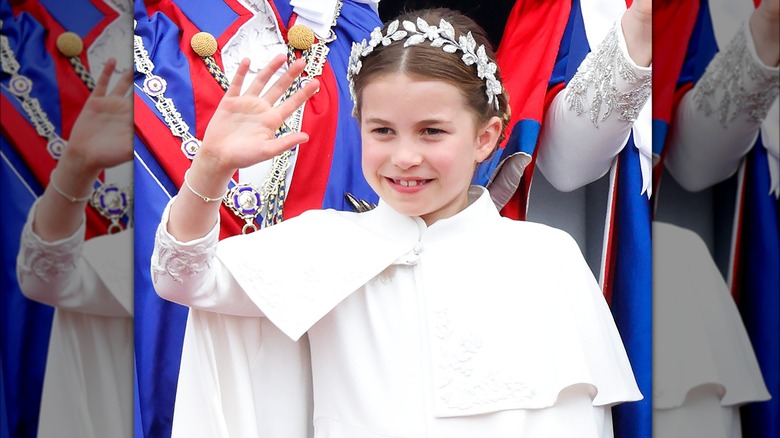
[151,198,220,284]
[565,21,652,127]
[16,200,85,284]
[693,21,780,128]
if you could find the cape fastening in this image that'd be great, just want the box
[347,18,503,113]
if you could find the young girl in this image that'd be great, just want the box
[152,8,641,437]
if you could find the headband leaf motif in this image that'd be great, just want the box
[348,18,502,113]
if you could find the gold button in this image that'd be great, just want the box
[288,24,314,51]
[56,32,83,57]
[191,32,218,57]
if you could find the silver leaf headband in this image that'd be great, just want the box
[347,17,503,114]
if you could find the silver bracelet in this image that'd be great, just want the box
[49,168,92,203]
[183,168,227,203]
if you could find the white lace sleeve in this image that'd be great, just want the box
[16,200,130,317]
[665,21,780,192]
[536,20,652,192]
[151,198,264,316]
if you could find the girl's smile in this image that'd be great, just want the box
[359,72,500,225]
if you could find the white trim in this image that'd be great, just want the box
[1,150,39,199]
[599,158,618,293]
[134,149,173,200]
[726,160,746,293]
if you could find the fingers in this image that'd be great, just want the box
[93,58,117,96]
[225,58,251,97]
[109,70,134,97]
[264,132,310,158]
[275,78,320,119]
[245,54,288,97]
[260,58,307,104]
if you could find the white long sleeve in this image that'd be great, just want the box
[536,20,652,192]
[151,198,264,316]
[664,21,780,193]
[16,200,131,317]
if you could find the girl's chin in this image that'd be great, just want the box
[382,198,430,217]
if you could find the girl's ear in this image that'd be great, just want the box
[475,116,502,163]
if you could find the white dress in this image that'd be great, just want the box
[152,186,642,437]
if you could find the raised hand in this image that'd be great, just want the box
[622,0,652,67]
[760,0,780,18]
[167,55,320,241]
[196,54,320,177]
[65,58,133,173]
[751,0,780,66]
[33,59,133,241]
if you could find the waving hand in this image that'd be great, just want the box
[167,55,320,241]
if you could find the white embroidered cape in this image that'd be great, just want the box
[153,186,641,437]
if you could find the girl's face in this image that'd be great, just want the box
[360,72,500,225]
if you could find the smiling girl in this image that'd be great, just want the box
[151,8,641,437]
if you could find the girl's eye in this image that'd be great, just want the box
[373,127,393,135]
[423,128,445,136]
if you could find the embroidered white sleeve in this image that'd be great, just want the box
[535,20,652,192]
[16,202,130,316]
[151,214,218,285]
[665,21,780,192]
[565,23,652,127]
[151,199,264,316]
[692,22,779,128]
[17,214,83,284]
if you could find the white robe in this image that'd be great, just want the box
[152,186,642,437]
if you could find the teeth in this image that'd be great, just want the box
[395,179,424,187]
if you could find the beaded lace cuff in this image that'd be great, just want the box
[151,203,219,284]
[693,22,780,129]
[17,207,84,283]
[565,23,652,127]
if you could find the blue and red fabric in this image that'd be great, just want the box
[0,1,118,437]
[654,0,779,435]
[475,0,570,219]
[494,1,651,436]
[132,1,380,436]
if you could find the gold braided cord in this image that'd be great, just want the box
[69,57,96,91]
[203,56,230,92]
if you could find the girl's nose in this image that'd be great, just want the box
[391,142,423,169]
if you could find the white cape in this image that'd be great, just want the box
[157,187,642,437]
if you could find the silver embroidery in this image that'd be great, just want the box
[693,23,780,128]
[434,310,535,410]
[348,18,502,112]
[1,22,67,158]
[89,11,133,77]
[566,24,652,127]
[104,0,132,14]
[222,0,284,80]
[17,223,82,283]
[133,28,202,159]
[232,255,370,334]
[151,223,217,283]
